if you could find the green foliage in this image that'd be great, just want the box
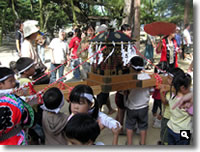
[141,0,193,26]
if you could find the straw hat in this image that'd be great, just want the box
[23,20,39,38]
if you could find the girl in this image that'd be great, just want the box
[167,73,192,145]
[159,67,184,145]
[68,84,121,145]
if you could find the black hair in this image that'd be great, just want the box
[121,24,131,32]
[67,31,74,38]
[172,73,191,99]
[43,87,63,110]
[64,113,100,144]
[9,61,17,73]
[15,19,23,30]
[184,23,190,29]
[74,28,82,39]
[16,57,34,74]
[130,56,144,72]
[0,67,15,83]
[69,84,99,119]
[168,67,185,98]
[86,24,95,32]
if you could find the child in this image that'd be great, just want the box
[124,56,153,145]
[68,84,121,145]
[41,87,68,145]
[64,113,102,145]
[152,63,167,129]
[0,67,34,145]
[16,57,35,86]
[167,73,192,145]
[159,67,184,145]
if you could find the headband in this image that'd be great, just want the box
[18,62,35,74]
[80,93,94,103]
[0,74,13,82]
[40,95,65,114]
[167,73,174,77]
[131,65,144,70]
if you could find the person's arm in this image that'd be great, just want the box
[111,123,121,145]
[16,39,21,56]
[160,85,169,105]
[172,92,193,110]
[98,111,121,145]
[156,39,163,53]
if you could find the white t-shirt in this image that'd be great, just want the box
[125,88,151,110]
[49,38,68,64]
[183,29,192,45]
[98,111,121,129]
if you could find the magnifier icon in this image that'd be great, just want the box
[181,131,189,139]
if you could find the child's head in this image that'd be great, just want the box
[172,73,191,95]
[42,87,64,113]
[69,84,99,119]
[129,56,144,72]
[64,113,100,145]
[0,67,16,89]
[167,67,184,85]
[16,57,35,77]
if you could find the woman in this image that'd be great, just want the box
[21,20,43,69]
[156,31,180,70]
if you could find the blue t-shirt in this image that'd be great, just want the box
[175,34,181,47]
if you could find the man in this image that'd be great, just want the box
[48,29,69,83]
[15,19,24,57]
[182,24,192,60]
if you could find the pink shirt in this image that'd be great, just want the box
[69,36,81,59]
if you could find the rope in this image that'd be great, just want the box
[35,45,107,99]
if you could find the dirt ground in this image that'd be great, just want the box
[0,40,193,145]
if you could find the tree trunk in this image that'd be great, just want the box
[122,0,134,27]
[184,0,190,25]
[11,0,19,19]
[70,0,77,25]
[0,8,6,46]
[39,0,44,31]
[133,0,140,50]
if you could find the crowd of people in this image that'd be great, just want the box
[0,19,193,146]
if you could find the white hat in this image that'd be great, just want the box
[96,24,108,33]
[23,20,39,38]
[176,27,180,30]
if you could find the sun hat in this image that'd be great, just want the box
[23,20,39,38]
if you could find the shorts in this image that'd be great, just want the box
[125,107,148,130]
[160,117,169,145]
[115,92,125,109]
[97,92,109,107]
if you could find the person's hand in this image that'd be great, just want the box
[97,119,105,130]
[172,92,193,110]
[111,123,122,136]
[13,89,25,96]
[160,84,168,93]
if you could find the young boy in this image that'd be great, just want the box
[0,67,34,145]
[16,57,35,86]
[64,113,103,145]
[41,87,68,145]
[125,56,153,145]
